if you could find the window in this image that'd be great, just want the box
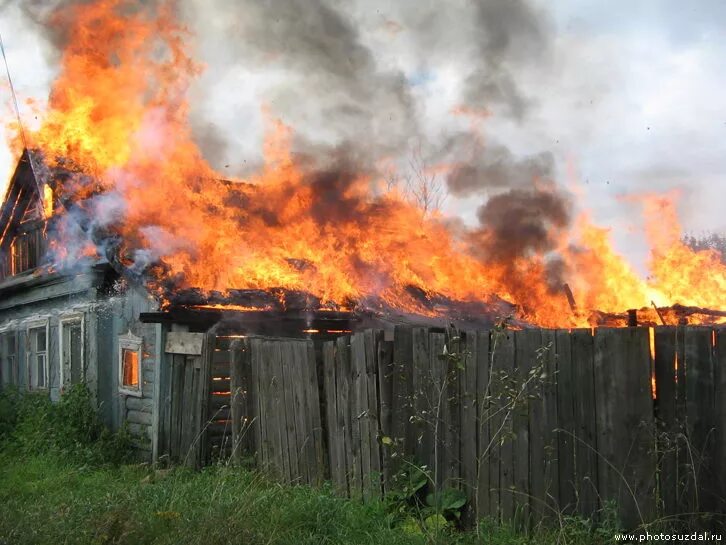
[1,332,17,387]
[118,332,142,397]
[28,324,48,390]
[10,226,43,275]
[60,316,84,389]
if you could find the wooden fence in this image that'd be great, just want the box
[204,326,725,529]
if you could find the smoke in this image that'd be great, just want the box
[10,0,576,295]
[182,0,418,165]
[464,0,551,120]
[473,187,571,262]
[436,131,555,196]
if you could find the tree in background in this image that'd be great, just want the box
[683,232,726,263]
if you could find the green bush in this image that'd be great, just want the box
[1,384,131,466]
[0,386,21,440]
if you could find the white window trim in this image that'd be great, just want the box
[118,331,143,397]
[59,313,85,389]
[26,319,49,391]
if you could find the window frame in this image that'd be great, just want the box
[59,313,85,390]
[0,326,18,387]
[118,331,143,397]
[26,320,50,391]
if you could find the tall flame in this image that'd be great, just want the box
[7,0,726,327]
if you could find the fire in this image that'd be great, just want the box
[5,0,726,328]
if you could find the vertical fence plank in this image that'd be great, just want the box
[491,329,516,522]
[377,337,395,493]
[514,329,540,525]
[541,329,560,520]
[391,326,414,464]
[323,341,345,492]
[571,328,599,518]
[364,330,382,497]
[412,328,434,475]
[281,341,303,483]
[460,330,478,519]
[683,327,717,516]
[272,341,292,481]
[475,330,492,520]
[654,326,678,518]
[304,341,324,487]
[428,330,450,489]
[715,329,726,512]
[556,329,576,514]
[351,332,372,499]
[594,328,656,530]
[336,336,357,498]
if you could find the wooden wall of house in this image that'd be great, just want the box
[0,276,163,461]
[95,286,160,459]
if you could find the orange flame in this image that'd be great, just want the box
[6,0,726,328]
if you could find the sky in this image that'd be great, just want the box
[0,0,724,273]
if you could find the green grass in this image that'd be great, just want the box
[0,386,618,545]
[0,452,621,545]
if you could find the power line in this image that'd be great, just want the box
[0,29,43,211]
[0,30,28,151]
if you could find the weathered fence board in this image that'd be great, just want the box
[653,327,678,518]
[555,329,577,515]
[594,327,656,529]
[571,328,599,518]
[181,325,726,531]
[683,327,717,515]
[474,330,491,520]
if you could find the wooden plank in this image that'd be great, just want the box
[171,353,186,460]
[495,329,516,523]
[683,327,717,515]
[429,331,449,489]
[165,332,205,355]
[199,332,214,466]
[377,337,394,493]
[336,335,356,498]
[289,340,311,485]
[390,326,414,466]
[475,330,491,520]
[571,328,599,518]
[555,329,576,514]
[412,328,433,476]
[716,329,726,510]
[364,330,382,497]
[514,328,541,525]
[279,341,301,482]
[323,341,344,491]
[540,329,560,520]
[351,333,368,499]
[230,340,245,464]
[180,355,194,465]
[442,330,461,492]
[305,341,324,487]
[250,338,266,471]
[127,409,152,426]
[459,330,478,519]
[272,341,292,482]
[594,328,656,530]
[653,326,678,518]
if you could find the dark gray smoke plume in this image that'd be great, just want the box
[435,131,555,196]
[474,187,571,261]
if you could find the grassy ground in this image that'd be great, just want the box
[0,387,618,545]
[0,452,620,545]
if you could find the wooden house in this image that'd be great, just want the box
[0,150,161,458]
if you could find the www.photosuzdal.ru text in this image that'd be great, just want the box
[615,531,722,542]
